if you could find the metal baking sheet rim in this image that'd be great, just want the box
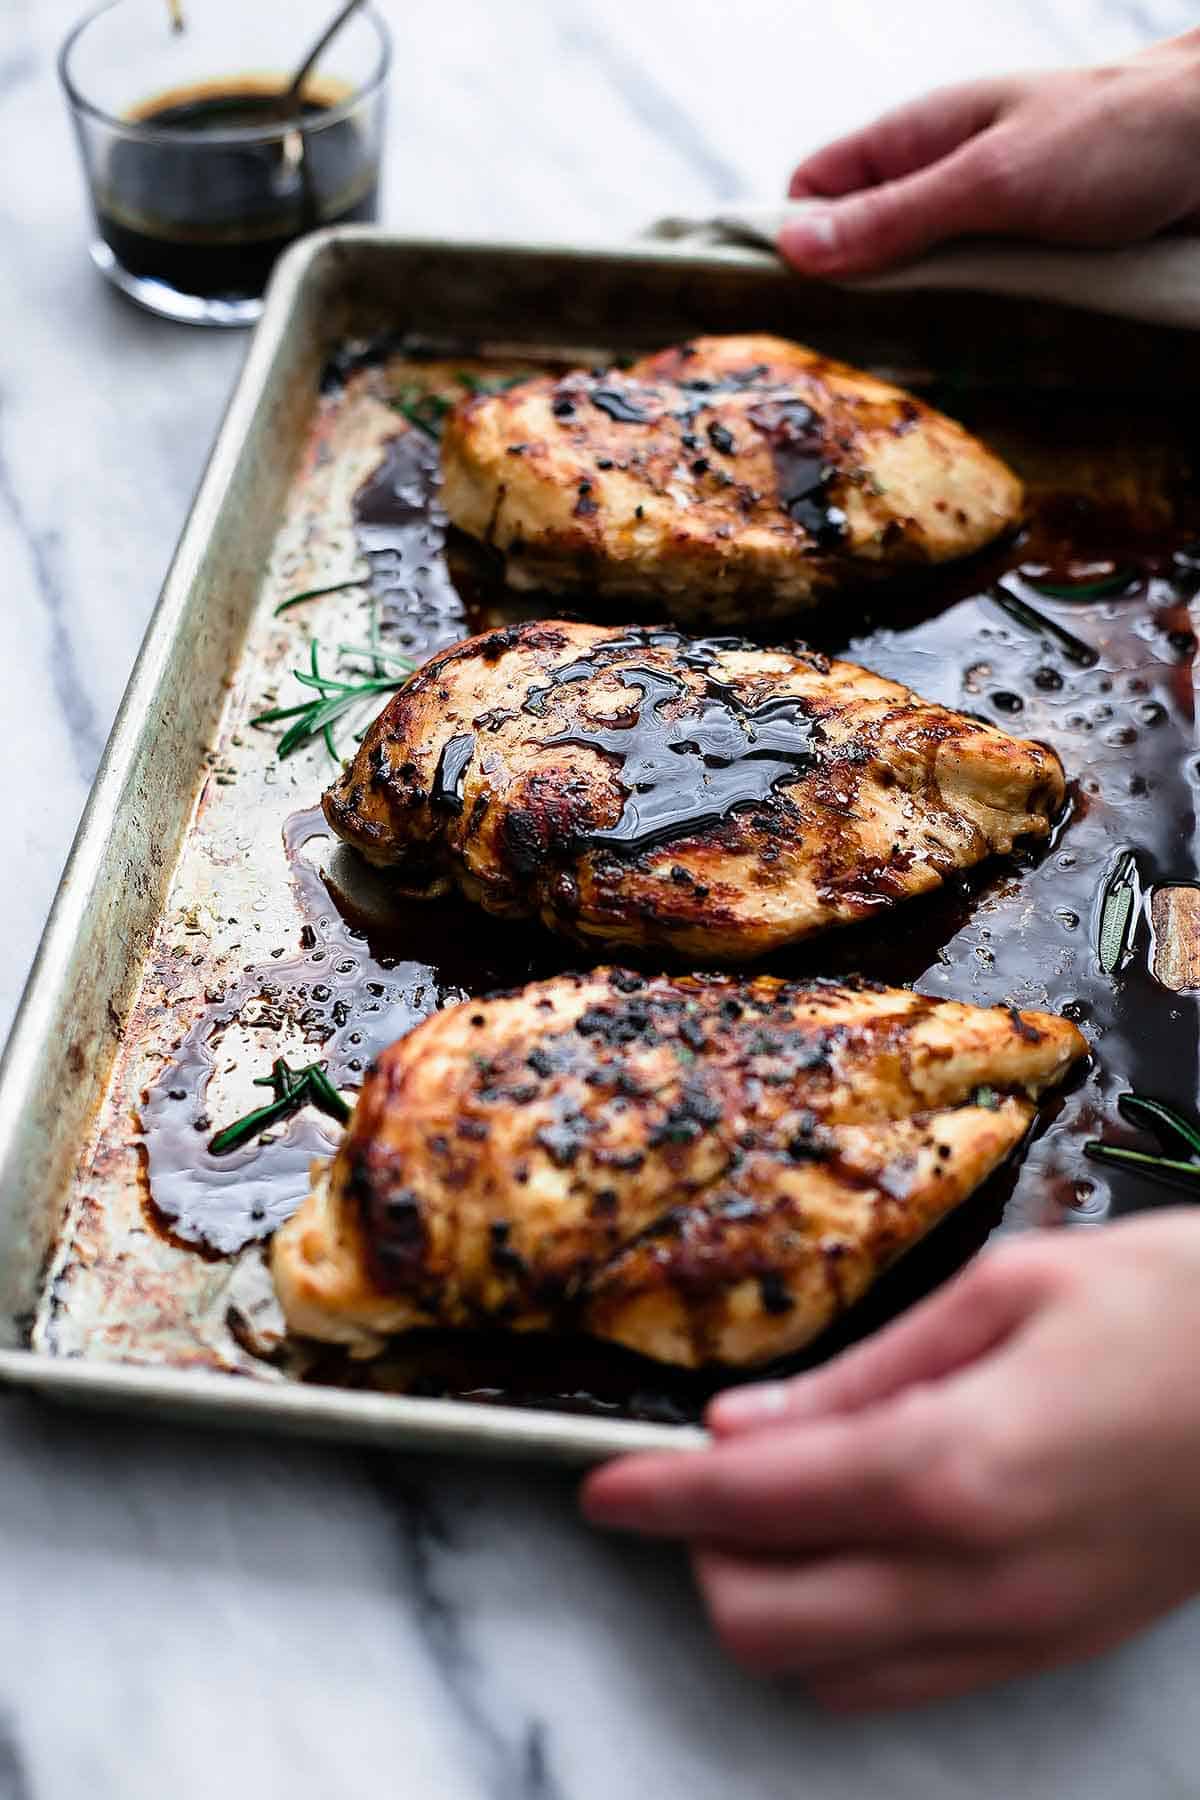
[0,1349,705,1460]
[1,227,1181,1462]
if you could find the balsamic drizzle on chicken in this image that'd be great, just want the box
[440,334,1024,622]
[323,620,1065,961]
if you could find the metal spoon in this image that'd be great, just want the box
[279,0,367,117]
[162,0,367,118]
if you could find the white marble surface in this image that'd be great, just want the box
[3,1,1200,1793]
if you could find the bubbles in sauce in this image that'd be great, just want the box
[139,806,467,1254]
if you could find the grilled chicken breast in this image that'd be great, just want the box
[272,970,1086,1367]
[323,620,1065,961]
[440,334,1023,622]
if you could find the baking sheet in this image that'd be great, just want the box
[1,230,1197,1461]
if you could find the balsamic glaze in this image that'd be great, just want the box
[431,733,475,814]
[138,435,475,1254]
[96,81,377,302]
[539,360,849,549]
[354,431,466,657]
[520,627,757,717]
[139,388,1200,1420]
[138,424,546,1257]
[590,387,657,424]
[139,808,470,1255]
[547,665,818,856]
[748,397,847,546]
[139,1052,338,1256]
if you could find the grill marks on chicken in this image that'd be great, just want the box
[323,620,1065,961]
[440,334,1024,622]
[270,971,1086,1368]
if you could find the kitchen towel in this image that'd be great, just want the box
[647,203,1200,331]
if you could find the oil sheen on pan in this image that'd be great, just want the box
[39,347,1200,1424]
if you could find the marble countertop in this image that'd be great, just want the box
[4,1,1199,1793]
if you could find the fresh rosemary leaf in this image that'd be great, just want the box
[275,692,350,758]
[336,642,414,672]
[1097,852,1138,974]
[208,1087,308,1156]
[306,1065,352,1124]
[455,371,528,396]
[1027,569,1134,601]
[390,388,452,437]
[274,577,364,616]
[294,669,360,694]
[1083,1141,1200,1192]
[252,1057,300,1101]
[990,591,1098,667]
[1098,888,1135,974]
[249,701,313,726]
[1116,1092,1200,1162]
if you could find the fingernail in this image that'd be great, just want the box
[709,1380,791,1431]
[779,204,839,270]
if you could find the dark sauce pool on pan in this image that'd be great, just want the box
[141,408,1200,1420]
[96,78,378,301]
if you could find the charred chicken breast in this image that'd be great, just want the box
[323,620,1065,961]
[272,970,1086,1368]
[440,334,1023,622]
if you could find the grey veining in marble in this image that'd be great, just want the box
[2,1,1198,1794]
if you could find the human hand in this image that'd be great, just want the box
[582,1211,1200,1711]
[779,31,1200,276]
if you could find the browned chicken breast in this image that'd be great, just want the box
[323,620,1064,961]
[272,970,1086,1368]
[440,334,1023,622]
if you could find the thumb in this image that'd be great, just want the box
[708,1240,1059,1437]
[779,138,1009,276]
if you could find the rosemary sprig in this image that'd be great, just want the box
[274,577,365,617]
[1097,851,1139,975]
[1085,1090,1200,1196]
[209,1057,351,1156]
[1116,1092,1200,1162]
[390,371,528,439]
[251,638,415,761]
[990,590,1098,667]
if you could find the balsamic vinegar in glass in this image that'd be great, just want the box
[94,74,379,303]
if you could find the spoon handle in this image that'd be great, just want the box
[287,0,367,102]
